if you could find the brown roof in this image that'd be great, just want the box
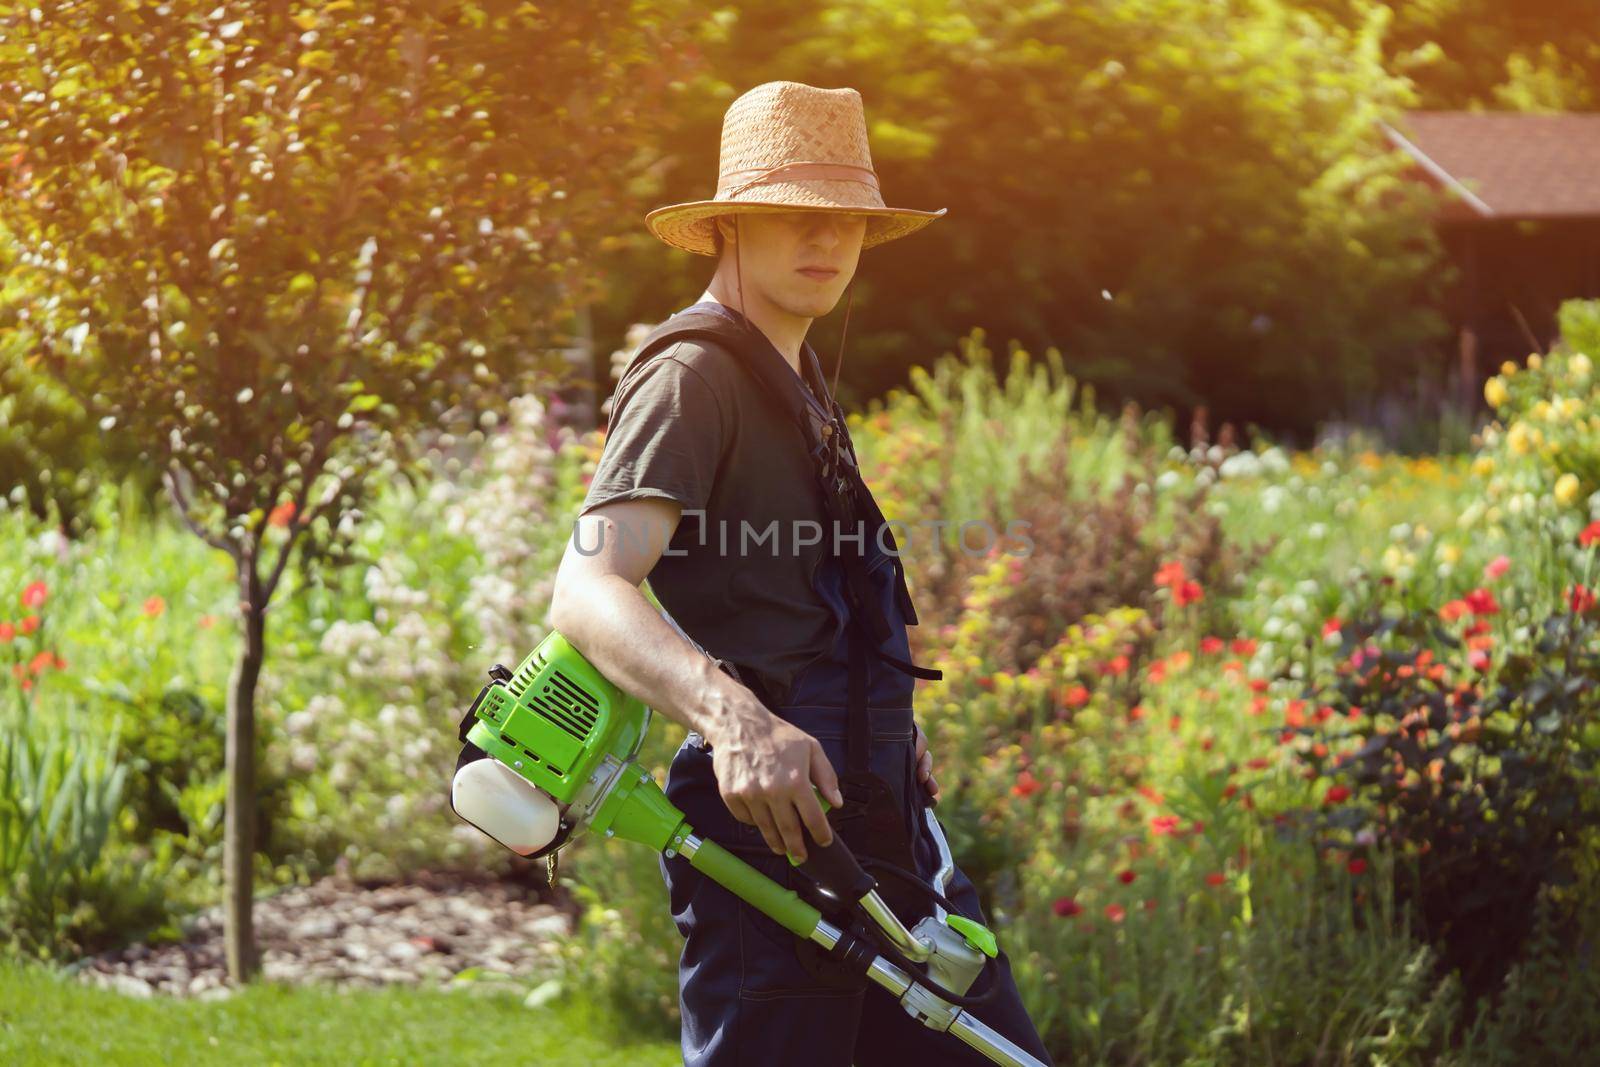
[1381,111,1600,220]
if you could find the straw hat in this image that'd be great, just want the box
[645,81,947,257]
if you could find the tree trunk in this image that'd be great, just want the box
[224,565,267,983]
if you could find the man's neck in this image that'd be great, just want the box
[698,284,809,376]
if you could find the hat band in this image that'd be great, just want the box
[719,160,880,199]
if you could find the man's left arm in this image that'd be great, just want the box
[913,720,939,804]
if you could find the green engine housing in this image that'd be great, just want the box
[462,630,685,851]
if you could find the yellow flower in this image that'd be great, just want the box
[1555,473,1581,506]
[1528,353,1542,370]
[1483,376,1509,409]
[1570,353,1592,384]
[1532,399,1553,422]
[1501,360,1519,376]
[1439,543,1462,564]
[1506,422,1532,456]
[1471,455,1495,478]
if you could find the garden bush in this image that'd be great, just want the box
[0,711,169,961]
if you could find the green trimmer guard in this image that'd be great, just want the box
[450,631,1046,1067]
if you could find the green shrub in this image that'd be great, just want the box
[0,712,169,961]
[1296,576,1600,999]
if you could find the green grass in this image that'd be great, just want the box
[0,963,680,1066]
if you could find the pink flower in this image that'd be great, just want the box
[1149,814,1181,836]
[1052,897,1082,918]
[1483,555,1511,580]
[21,580,48,609]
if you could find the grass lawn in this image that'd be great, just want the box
[0,963,681,1066]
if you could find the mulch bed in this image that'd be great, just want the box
[72,868,576,999]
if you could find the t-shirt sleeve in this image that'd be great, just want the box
[580,354,727,517]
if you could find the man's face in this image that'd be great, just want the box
[721,210,867,318]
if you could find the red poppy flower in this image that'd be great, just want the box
[1347,857,1368,875]
[1248,695,1268,716]
[1117,869,1136,885]
[1569,584,1596,614]
[143,595,165,618]
[0,622,13,643]
[1284,700,1306,727]
[1221,783,1238,799]
[1052,897,1082,918]
[1229,638,1257,656]
[1248,678,1269,693]
[1245,756,1271,770]
[1324,785,1351,805]
[1147,661,1167,685]
[1205,872,1226,886]
[1438,599,1471,623]
[21,580,47,610]
[1464,587,1500,616]
[1011,770,1042,799]
[1580,521,1600,548]
[1200,636,1224,654]
[1136,784,1164,804]
[1128,704,1146,721]
[1154,561,1187,587]
[19,615,38,635]
[1468,648,1491,672]
[268,501,297,528]
[1062,684,1090,708]
[1173,580,1204,607]
[1103,903,1126,922]
[1321,617,1342,638]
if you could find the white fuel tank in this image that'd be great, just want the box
[451,757,562,856]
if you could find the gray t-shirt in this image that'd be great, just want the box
[578,308,842,708]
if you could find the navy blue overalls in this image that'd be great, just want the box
[656,303,1054,1066]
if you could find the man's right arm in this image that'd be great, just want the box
[549,494,842,861]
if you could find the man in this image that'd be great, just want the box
[551,81,1052,1066]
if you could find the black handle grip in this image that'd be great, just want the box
[788,789,875,904]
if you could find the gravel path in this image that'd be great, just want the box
[73,869,574,1000]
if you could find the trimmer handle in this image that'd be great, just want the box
[789,788,876,906]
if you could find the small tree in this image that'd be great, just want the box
[0,0,694,981]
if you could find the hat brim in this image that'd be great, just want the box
[645,196,947,257]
